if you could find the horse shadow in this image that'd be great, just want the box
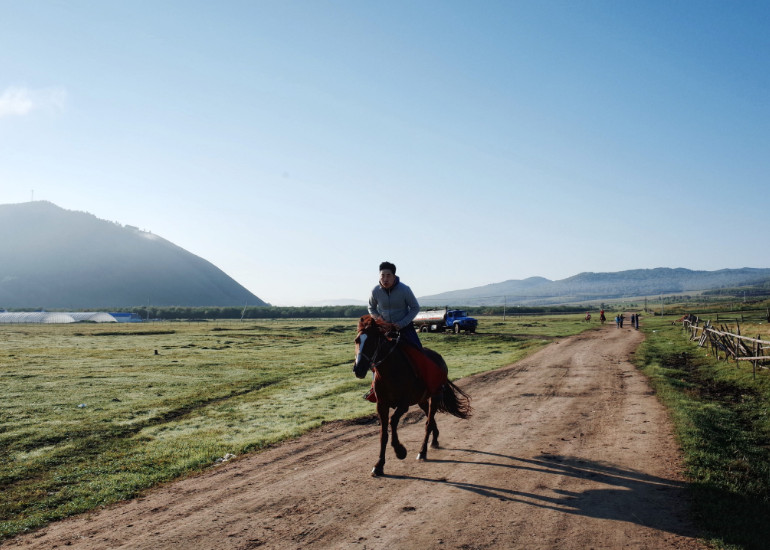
[387,448,699,539]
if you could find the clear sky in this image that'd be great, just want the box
[1,1,768,306]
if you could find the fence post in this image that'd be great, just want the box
[754,335,759,380]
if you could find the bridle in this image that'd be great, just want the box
[356,328,401,370]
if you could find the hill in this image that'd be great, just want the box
[0,201,268,308]
[420,267,770,307]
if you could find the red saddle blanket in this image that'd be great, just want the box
[401,345,448,395]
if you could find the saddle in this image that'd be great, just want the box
[401,345,448,395]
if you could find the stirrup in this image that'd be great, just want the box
[363,388,377,402]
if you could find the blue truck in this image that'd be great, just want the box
[413,307,478,334]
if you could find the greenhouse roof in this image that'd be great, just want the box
[0,312,118,324]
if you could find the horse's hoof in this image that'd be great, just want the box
[394,445,407,460]
[431,441,440,449]
[417,453,427,461]
[371,466,384,477]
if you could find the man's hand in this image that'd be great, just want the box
[382,322,400,338]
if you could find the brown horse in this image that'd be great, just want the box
[353,314,471,476]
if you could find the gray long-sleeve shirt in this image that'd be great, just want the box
[368,277,420,329]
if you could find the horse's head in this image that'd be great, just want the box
[353,314,392,379]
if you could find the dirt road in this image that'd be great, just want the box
[4,325,705,549]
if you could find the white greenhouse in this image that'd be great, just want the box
[0,311,119,324]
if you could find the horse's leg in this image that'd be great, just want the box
[389,404,409,460]
[417,399,439,461]
[417,402,430,459]
[372,403,389,477]
[430,405,440,449]
[420,401,439,448]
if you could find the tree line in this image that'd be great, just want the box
[119,304,589,321]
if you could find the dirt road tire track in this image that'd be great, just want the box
[3,325,706,549]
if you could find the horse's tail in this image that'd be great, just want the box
[435,380,472,419]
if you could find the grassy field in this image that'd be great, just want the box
[636,316,770,550]
[0,314,593,540]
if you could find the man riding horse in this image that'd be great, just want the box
[365,261,441,401]
[369,261,421,345]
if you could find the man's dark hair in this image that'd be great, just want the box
[379,261,396,274]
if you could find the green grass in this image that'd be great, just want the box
[635,317,770,550]
[0,315,593,540]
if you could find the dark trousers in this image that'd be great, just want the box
[400,323,423,349]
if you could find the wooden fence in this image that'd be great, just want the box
[681,314,770,379]
[713,308,770,323]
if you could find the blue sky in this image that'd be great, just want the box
[1,1,768,306]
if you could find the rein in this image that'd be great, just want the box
[359,330,401,370]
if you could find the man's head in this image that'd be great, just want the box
[379,261,396,289]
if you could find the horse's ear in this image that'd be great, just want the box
[358,314,372,331]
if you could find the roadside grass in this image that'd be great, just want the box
[636,316,770,550]
[734,321,770,342]
[0,315,592,540]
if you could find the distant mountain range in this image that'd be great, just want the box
[0,201,267,309]
[419,268,770,307]
[3,201,768,310]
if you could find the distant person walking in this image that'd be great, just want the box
[619,313,625,328]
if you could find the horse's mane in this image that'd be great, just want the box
[357,314,390,333]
